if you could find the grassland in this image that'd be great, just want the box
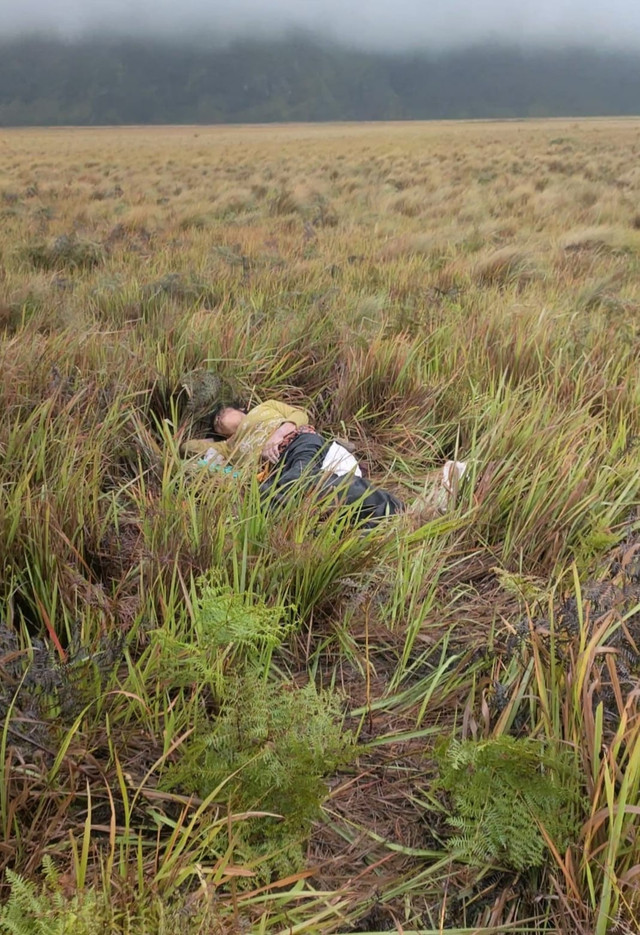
[1,119,640,934]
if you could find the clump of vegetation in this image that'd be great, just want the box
[22,234,104,271]
[436,737,582,871]
[195,582,293,652]
[268,186,300,216]
[1,861,102,935]
[150,582,294,695]
[0,858,224,935]
[561,226,631,255]
[178,211,212,231]
[0,301,22,333]
[140,271,218,304]
[163,672,354,881]
[213,188,255,217]
[473,246,536,288]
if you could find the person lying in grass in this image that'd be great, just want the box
[182,398,466,527]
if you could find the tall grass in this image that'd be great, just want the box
[1,119,640,933]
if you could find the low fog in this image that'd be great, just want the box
[2,0,640,50]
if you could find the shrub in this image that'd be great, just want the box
[178,211,211,231]
[0,859,103,935]
[268,186,299,216]
[561,226,626,254]
[0,302,22,333]
[436,736,582,871]
[473,247,536,288]
[150,583,294,692]
[0,857,225,935]
[213,188,255,217]
[163,671,354,881]
[140,272,220,306]
[22,235,104,272]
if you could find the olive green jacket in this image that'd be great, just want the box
[182,399,309,467]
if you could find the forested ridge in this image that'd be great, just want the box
[1,34,640,125]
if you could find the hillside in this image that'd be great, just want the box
[1,35,639,124]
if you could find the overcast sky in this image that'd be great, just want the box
[2,0,640,50]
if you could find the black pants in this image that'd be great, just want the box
[259,432,403,528]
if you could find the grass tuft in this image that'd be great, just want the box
[22,234,104,271]
[473,246,537,288]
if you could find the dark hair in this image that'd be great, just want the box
[208,400,247,440]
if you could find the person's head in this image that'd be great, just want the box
[210,404,246,439]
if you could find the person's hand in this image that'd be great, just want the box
[262,422,296,464]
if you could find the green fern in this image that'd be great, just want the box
[0,859,100,935]
[436,736,582,871]
[0,870,55,935]
[150,583,294,692]
[195,582,294,651]
[163,670,354,882]
[0,860,226,934]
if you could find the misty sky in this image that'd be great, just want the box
[2,0,640,50]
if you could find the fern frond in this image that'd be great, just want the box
[161,670,354,887]
[435,736,581,871]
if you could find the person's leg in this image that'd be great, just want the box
[407,460,468,518]
[320,473,403,528]
[260,432,403,527]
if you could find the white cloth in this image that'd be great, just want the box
[201,447,226,467]
[442,460,467,493]
[321,442,363,478]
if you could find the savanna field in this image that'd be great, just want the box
[1,119,640,934]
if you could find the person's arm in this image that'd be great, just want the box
[181,438,229,461]
[261,422,297,463]
[267,400,310,429]
[260,401,311,463]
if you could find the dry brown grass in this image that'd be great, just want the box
[0,121,634,298]
[3,118,640,934]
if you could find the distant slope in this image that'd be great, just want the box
[1,35,639,125]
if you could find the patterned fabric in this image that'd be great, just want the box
[181,399,310,466]
[276,424,316,457]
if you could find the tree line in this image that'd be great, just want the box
[1,34,639,125]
